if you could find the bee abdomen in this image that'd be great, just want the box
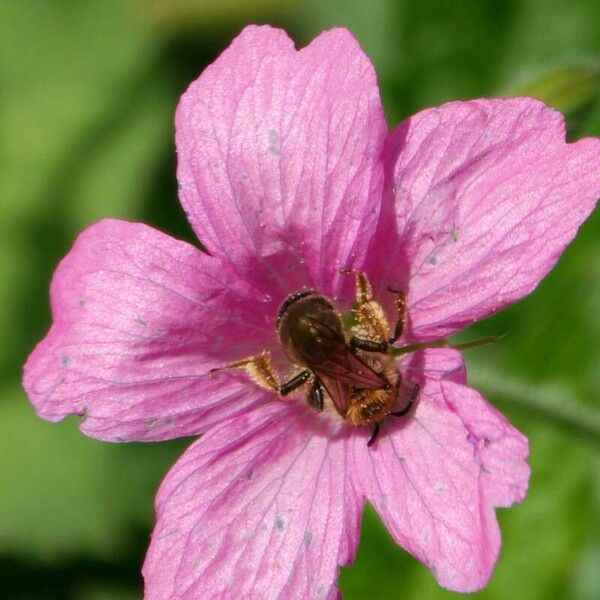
[344,388,397,427]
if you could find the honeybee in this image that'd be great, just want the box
[213,270,418,446]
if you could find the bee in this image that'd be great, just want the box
[212,270,418,446]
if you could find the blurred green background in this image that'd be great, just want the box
[2,1,600,598]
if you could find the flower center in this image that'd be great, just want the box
[211,270,496,446]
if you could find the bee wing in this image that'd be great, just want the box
[318,353,384,388]
[313,345,385,414]
[314,373,349,415]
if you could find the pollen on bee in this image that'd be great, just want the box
[213,350,279,393]
[344,388,396,426]
[213,271,416,441]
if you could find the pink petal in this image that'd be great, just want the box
[441,381,530,508]
[23,219,275,442]
[403,346,466,385]
[352,349,529,591]
[176,25,387,301]
[143,404,361,599]
[375,98,600,338]
[405,349,529,506]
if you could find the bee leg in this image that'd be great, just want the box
[210,350,279,393]
[349,336,388,353]
[367,424,381,447]
[307,379,324,412]
[387,286,407,344]
[279,369,311,396]
[391,383,419,417]
[340,268,373,305]
[340,269,391,347]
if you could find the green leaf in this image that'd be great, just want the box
[0,386,186,561]
[0,0,176,384]
[512,66,600,115]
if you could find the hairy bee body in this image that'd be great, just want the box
[343,353,400,426]
[277,290,402,427]
[215,271,416,445]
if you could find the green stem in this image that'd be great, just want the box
[391,336,600,446]
[470,370,600,448]
[391,335,500,357]
[391,339,448,356]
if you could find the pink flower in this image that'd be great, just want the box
[23,25,600,598]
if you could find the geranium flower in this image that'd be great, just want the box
[23,25,600,598]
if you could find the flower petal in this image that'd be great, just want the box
[352,349,529,591]
[441,380,530,508]
[143,404,361,600]
[376,98,600,338]
[23,219,275,441]
[176,25,387,300]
